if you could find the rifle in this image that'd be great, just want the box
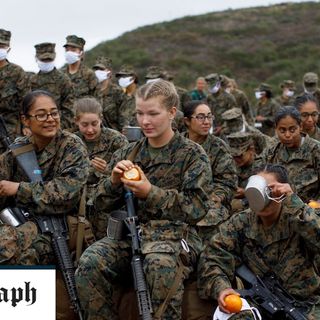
[124,187,153,320]
[236,264,309,320]
[0,116,83,320]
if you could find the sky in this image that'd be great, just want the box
[1,0,316,72]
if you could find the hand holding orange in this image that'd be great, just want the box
[122,167,141,181]
[224,294,242,313]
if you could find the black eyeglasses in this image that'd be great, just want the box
[190,114,214,122]
[28,111,60,122]
[300,111,319,119]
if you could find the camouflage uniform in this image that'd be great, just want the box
[232,89,254,125]
[0,130,89,264]
[0,29,29,152]
[275,80,296,107]
[254,83,281,137]
[30,42,75,130]
[92,57,125,131]
[75,132,214,319]
[254,133,320,202]
[301,72,320,106]
[221,108,272,155]
[61,35,98,99]
[309,125,320,142]
[198,193,320,318]
[205,74,236,132]
[76,127,128,239]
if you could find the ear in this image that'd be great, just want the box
[21,115,30,128]
[184,117,191,127]
[169,107,177,120]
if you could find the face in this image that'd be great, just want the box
[275,115,301,148]
[255,172,280,217]
[23,95,60,141]
[186,104,212,137]
[76,113,102,141]
[299,101,319,132]
[233,147,255,167]
[196,79,206,91]
[135,96,176,141]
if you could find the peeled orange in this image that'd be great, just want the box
[123,167,141,181]
[308,200,320,209]
[224,294,242,313]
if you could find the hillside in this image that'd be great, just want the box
[84,2,320,97]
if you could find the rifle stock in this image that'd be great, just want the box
[124,188,153,320]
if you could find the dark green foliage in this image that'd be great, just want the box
[84,2,320,101]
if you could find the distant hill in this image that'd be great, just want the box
[84,1,320,99]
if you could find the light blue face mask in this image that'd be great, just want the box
[0,48,9,61]
[209,82,220,94]
[37,60,55,73]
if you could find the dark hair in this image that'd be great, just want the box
[293,93,319,111]
[255,164,289,183]
[274,106,301,127]
[264,90,272,99]
[22,90,56,115]
[183,100,210,118]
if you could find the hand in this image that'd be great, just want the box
[268,182,293,198]
[217,288,240,314]
[0,180,20,197]
[121,166,152,199]
[91,157,107,173]
[256,115,265,122]
[111,160,135,185]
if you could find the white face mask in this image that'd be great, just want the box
[95,70,111,83]
[285,89,294,97]
[209,82,220,94]
[37,59,55,73]
[146,78,161,84]
[0,48,9,61]
[255,91,263,100]
[118,76,134,88]
[65,51,81,65]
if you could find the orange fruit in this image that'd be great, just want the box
[224,294,242,313]
[123,167,141,181]
[308,200,320,209]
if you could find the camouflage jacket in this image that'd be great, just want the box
[95,132,214,251]
[198,194,320,302]
[0,130,89,215]
[206,90,236,128]
[307,126,320,142]
[118,93,137,129]
[61,63,98,98]
[175,85,191,111]
[275,94,295,107]
[0,61,29,136]
[232,89,254,125]
[76,127,128,184]
[183,132,237,206]
[254,98,281,136]
[30,68,75,130]
[94,82,125,131]
[254,134,320,202]
[245,124,273,154]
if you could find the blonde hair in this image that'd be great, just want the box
[74,97,103,119]
[136,79,179,110]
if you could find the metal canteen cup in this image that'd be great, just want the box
[245,175,270,212]
[123,126,143,142]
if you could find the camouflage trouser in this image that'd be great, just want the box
[75,236,193,320]
[0,221,53,265]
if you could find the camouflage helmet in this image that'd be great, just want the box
[115,64,136,78]
[280,80,296,90]
[145,66,166,80]
[227,132,254,157]
[220,75,231,88]
[0,29,11,46]
[63,35,86,49]
[35,42,56,61]
[205,73,221,84]
[222,108,243,121]
[93,56,112,70]
[303,72,318,85]
[255,83,272,93]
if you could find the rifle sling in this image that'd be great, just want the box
[11,143,34,156]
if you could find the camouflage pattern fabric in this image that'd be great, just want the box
[308,125,320,142]
[175,85,191,111]
[94,82,125,131]
[198,193,320,307]
[254,133,320,202]
[254,98,281,136]
[61,63,98,99]
[0,61,29,148]
[0,130,89,265]
[76,127,128,239]
[206,91,236,129]
[75,132,214,319]
[30,68,75,130]
[275,94,295,107]
[231,89,254,125]
[117,93,137,129]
